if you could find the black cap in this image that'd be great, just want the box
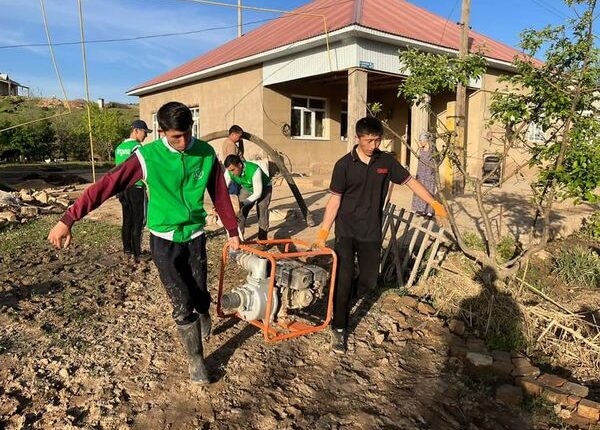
[131,119,152,133]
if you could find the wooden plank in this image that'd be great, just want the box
[380,205,399,273]
[421,236,442,281]
[405,220,434,288]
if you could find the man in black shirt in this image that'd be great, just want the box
[313,116,447,353]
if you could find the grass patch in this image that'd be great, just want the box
[580,211,600,241]
[0,215,120,255]
[552,245,600,289]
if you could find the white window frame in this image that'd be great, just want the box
[190,107,200,138]
[527,122,545,143]
[152,113,159,140]
[291,95,327,139]
[340,99,348,141]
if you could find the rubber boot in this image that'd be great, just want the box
[176,319,211,385]
[199,313,212,340]
[257,228,268,241]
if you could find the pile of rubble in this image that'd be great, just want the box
[0,187,74,227]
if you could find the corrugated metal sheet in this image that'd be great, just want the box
[263,39,356,85]
[132,0,525,93]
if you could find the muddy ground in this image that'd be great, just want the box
[0,214,582,430]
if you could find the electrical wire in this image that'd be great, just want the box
[439,0,460,45]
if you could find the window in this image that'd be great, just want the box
[340,100,348,140]
[190,107,200,138]
[152,107,199,139]
[291,96,326,138]
[527,122,545,142]
[152,113,159,140]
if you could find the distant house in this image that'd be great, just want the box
[128,0,527,178]
[0,73,29,97]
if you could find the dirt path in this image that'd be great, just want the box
[1,216,564,430]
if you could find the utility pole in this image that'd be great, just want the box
[237,0,243,37]
[454,0,471,194]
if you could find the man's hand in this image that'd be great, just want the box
[311,228,330,249]
[228,236,240,250]
[240,199,253,207]
[431,200,448,218]
[48,221,72,249]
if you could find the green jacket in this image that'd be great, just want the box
[115,139,143,187]
[136,137,216,243]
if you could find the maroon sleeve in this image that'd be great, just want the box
[207,158,239,237]
[60,155,143,227]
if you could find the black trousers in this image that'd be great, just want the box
[118,186,145,256]
[332,236,381,330]
[150,234,210,325]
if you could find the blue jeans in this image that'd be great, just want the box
[228,181,241,195]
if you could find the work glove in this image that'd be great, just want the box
[311,228,330,249]
[431,200,448,218]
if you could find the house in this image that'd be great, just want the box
[128,0,527,179]
[0,74,29,97]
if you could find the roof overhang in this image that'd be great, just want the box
[127,24,517,97]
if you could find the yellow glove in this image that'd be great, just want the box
[311,228,330,248]
[431,200,448,218]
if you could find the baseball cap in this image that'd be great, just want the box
[131,119,152,133]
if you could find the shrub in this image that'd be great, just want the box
[552,245,600,288]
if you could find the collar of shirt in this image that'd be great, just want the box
[351,144,382,163]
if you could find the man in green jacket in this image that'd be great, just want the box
[48,102,239,385]
[114,119,151,261]
[223,155,272,241]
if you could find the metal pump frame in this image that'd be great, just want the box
[216,238,337,342]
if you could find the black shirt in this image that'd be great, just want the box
[329,145,411,242]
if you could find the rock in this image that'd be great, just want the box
[515,377,543,396]
[19,189,34,202]
[397,295,418,309]
[466,337,488,354]
[491,358,514,379]
[33,191,49,204]
[56,198,70,207]
[542,387,571,406]
[448,319,465,336]
[373,331,386,345]
[564,413,596,429]
[562,381,589,398]
[495,384,523,407]
[577,399,600,421]
[491,350,512,362]
[537,373,566,388]
[465,352,493,377]
[0,211,17,222]
[20,206,39,217]
[511,365,540,378]
[59,368,69,379]
[416,302,435,315]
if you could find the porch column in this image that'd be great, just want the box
[347,68,368,152]
[409,97,430,176]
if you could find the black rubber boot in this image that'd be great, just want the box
[257,228,268,241]
[199,313,212,340]
[176,319,211,385]
[331,328,347,354]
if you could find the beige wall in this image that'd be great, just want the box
[138,66,265,159]
[137,64,520,178]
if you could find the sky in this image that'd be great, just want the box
[0,0,579,103]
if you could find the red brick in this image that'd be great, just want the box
[562,381,589,398]
[537,373,566,388]
[564,413,595,429]
[542,387,570,406]
[567,395,582,407]
[511,365,540,378]
[515,377,543,396]
[577,399,600,421]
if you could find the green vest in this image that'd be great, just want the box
[115,139,143,186]
[230,161,270,194]
[137,137,216,243]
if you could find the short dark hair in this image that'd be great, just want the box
[224,154,243,167]
[355,116,383,137]
[157,102,193,132]
[228,124,244,135]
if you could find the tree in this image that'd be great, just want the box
[79,104,130,162]
[396,0,599,280]
[52,113,87,160]
[9,118,56,161]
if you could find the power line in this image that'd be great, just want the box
[439,0,460,44]
[530,0,571,20]
[0,17,276,50]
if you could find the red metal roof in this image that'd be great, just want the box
[132,0,524,92]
